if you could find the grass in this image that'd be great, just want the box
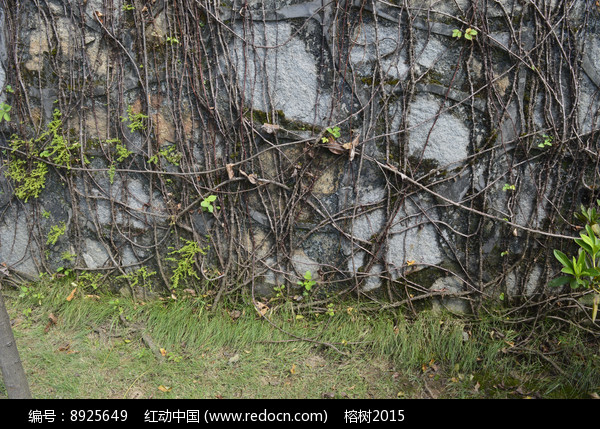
[1,277,599,399]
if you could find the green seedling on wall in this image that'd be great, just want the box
[5,108,82,199]
[298,270,316,296]
[0,102,11,122]
[0,85,12,121]
[61,251,76,262]
[166,238,207,290]
[273,284,286,299]
[117,266,157,289]
[106,138,133,184]
[502,184,516,191]
[38,109,81,170]
[5,138,48,202]
[108,163,117,184]
[148,145,182,166]
[464,28,478,40]
[321,126,341,143]
[112,140,133,162]
[452,28,477,40]
[538,134,553,148]
[47,222,66,246]
[121,105,148,133]
[200,195,219,213]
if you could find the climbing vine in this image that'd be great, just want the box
[0,0,598,339]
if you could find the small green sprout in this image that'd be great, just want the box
[453,28,477,40]
[464,28,478,40]
[273,284,286,298]
[325,303,335,317]
[298,270,316,296]
[322,126,341,143]
[327,126,341,138]
[538,134,553,148]
[0,102,11,122]
[47,222,66,246]
[200,195,219,213]
[121,105,148,133]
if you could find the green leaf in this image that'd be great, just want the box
[583,268,600,277]
[325,126,341,138]
[561,266,575,275]
[464,28,478,41]
[584,224,600,248]
[575,238,593,256]
[576,251,587,272]
[452,29,462,38]
[548,276,572,287]
[579,230,594,246]
[553,249,571,268]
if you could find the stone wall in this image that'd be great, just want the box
[0,0,598,310]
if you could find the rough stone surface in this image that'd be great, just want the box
[387,199,444,277]
[0,207,39,277]
[406,95,470,167]
[350,21,408,81]
[430,276,470,314]
[230,22,332,126]
[0,0,597,306]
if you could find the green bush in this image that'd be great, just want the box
[551,201,600,321]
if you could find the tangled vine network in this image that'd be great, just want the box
[0,0,599,333]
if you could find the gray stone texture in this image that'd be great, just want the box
[0,0,596,306]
